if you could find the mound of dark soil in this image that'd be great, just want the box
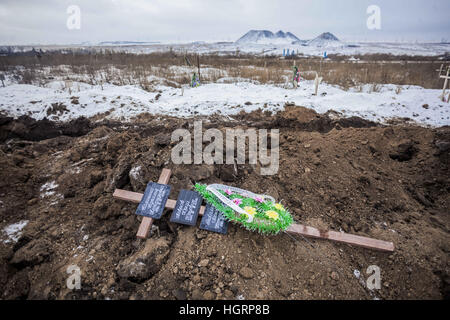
[0,107,448,300]
[0,116,92,142]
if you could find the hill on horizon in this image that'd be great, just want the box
[236,30,300,45]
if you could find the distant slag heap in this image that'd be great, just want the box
[235,30,340,46]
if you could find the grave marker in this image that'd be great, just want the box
[199,203,229,234]
[170,189,202,226]
[135,182,171,219]
[113,168,394,252]
[437,64,450,102]
[313,72,323,96]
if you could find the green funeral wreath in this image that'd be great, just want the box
[195,183,293,235]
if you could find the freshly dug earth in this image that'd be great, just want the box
[0,106,448,300]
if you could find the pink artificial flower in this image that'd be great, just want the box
[233,198,242,205]
[255,197,263,203]
[225,189,232,195]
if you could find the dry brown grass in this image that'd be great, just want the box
[0,50,445,89]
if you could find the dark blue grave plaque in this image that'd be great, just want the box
[135,182,171,219]
[169,190,202,226]
[199,204,229,234]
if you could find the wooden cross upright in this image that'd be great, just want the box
[313,72,323,96]
[197,54,201,82]
[113,168,172,239]
[436,64,450,102]
[113,168,394,252]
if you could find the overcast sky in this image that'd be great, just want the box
[0,0,449,45]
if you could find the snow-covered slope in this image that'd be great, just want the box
[236,30,300,45]
[0,80,448,127]
[308,32,341,47]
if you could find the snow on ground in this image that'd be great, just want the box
[6,41,450,57]
[2,220,29,243]
[129,166,142,181]
[111,41,450,57]
[105,41,450,57]
[0,79,448,127]
[40,180,58,198]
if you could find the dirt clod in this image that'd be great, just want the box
[239,267,254,279]
[116,237,171,283]
[10,239,52,269]
[389,139,418,161]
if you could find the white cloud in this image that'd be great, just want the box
[0,0,448,45]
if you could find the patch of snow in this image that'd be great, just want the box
[49,194,64,206]
[353,269,361,279]
[129,166,142,180]
[68,167,82,175]
[2,220,29,243]
[348,56,360,62]
[40,180,58,198]
[216,77,260,85]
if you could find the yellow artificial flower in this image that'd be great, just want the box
[244,206,256,216]
[274,203,285,211]
[265,210,279,220]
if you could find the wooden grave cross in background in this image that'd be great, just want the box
[113,168,394,252]
[436,64,450,102]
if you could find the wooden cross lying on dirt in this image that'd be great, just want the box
[113,168,394,252]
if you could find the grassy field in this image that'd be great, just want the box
[0,51,447,90]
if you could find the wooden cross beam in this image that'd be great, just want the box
[113,176,394,252]
[135,168,171,239]
[436,64,450,76]
[436,64,450,102]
